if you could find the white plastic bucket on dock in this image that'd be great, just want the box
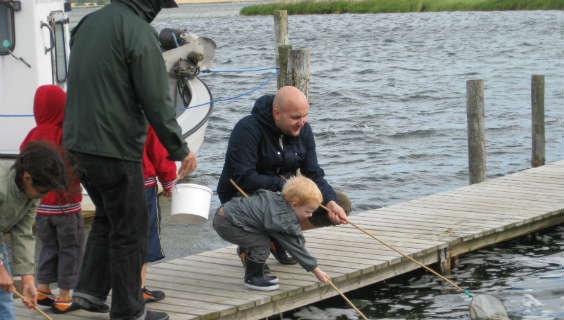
[171,183,212,224]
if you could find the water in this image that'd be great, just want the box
[69,5,563,319]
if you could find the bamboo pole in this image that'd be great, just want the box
[531,75,545,167]
[466,80,486,184]
[327,280,369,320]
[12,289,53,320]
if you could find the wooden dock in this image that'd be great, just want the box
[15,160,564,319]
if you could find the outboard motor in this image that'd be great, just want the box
[159,28,188,50]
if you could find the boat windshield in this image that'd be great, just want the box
[0,2,16,55]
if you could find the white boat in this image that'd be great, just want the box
[0,0,215,158]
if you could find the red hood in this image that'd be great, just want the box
[21,85,66,148]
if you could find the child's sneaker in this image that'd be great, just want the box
[37,288,55,306]
[244,260,280,291]
[244,276,279,291]
[52,296,79,314]
[143,287,165,303]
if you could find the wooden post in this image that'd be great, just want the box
[288,49,310,100]
[439,247,451,274]
[531,75,545,167]
[277,44,292,89]
[466,80,486,184]
[274,10,288,67]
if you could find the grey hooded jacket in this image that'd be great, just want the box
[223,190,318,272]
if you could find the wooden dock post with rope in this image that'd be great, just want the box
[15,160,564,319]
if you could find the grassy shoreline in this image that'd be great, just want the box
[240,0,563,15]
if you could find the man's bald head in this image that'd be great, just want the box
[272,86,309,137]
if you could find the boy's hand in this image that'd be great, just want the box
[162,189,173,198]
[312,267,330,283]
[21,275,37,310]
[0,264,15,292]
[326,201,347,225]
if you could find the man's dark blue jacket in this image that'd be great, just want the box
[217,94,337,204]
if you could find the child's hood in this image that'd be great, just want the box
[33,85,66,127]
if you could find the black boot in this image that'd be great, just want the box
[244,260,279,291]
[238,246,271,274]
[270,239,297,265]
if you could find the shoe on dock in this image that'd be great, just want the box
[143,287,165,303]
[244,260,279,291]
[71,296,109,313]
[52,296,79,314]
[37,288,55,306]
[145,310,169,320]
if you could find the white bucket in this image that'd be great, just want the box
[171,183,212,224]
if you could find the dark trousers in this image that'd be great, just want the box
[36,214,85,289]
[212,212,270,264]
[145,185,164,263]
[72,152,147,320]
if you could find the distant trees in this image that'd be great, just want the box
[69,0,109,5]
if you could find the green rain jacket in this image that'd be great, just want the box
[63,0,189,161]
[0,165,39,276]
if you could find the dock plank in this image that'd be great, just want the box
[15,160,564,319]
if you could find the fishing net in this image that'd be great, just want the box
[469,294,510,320]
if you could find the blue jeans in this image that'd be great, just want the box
[145,185,164,263]
[72,152,147,320]
[0,243,14,320]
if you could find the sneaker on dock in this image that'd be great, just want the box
[52,296,78,314]
[145,310,169,320]
[71,296,109,313]
[37,288,55,306]
[143,287,165,303]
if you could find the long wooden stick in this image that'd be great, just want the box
[12,289,53,320]
[327,280,369,320]
[318,203,471,296]
[279,175,471,297]
[229,179,370,319]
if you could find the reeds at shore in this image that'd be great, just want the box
[240,0,563,15]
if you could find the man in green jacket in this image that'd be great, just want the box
[62,1,195,319]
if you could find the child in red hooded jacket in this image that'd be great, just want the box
[19,85,84,314]
[140,125,177,303]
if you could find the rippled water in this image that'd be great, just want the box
[70,5,563,319]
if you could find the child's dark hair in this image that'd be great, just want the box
[14,140,68,192]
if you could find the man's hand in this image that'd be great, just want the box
[0,264,15,293]
[178,151,197,179]
[162,189,173,198]
[21,274,37,311]
[312,267,330,283]
[325,200,347,225]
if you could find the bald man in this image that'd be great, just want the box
[217,86,351,266]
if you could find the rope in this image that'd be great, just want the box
[0,115,34,118]
[1,67,279,117]
[176,67,278,111]
[202,67,279,73]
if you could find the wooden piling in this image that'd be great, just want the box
[531,75,545,167]
[277,44,292,89]
[274,10,288,67]
[466,80,486,184]
[288,49,310,99]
